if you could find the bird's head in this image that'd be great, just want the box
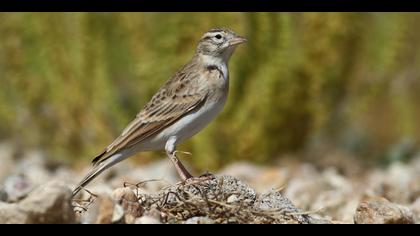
[196,28,246,62]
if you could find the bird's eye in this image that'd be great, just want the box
[215,34,222,39]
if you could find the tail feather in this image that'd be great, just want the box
[91,150,107,166]
[73,152,127,197]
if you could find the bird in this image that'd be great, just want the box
[72,28,246,197]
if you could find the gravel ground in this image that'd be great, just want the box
[0,142,418,224]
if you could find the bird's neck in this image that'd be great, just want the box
[198,54,229,79]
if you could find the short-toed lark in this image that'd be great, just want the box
[73,28,246,196]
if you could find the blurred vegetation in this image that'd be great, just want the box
[1,13,419,170]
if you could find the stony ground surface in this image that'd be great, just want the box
[0,142,419,224]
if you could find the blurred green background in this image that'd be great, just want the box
[1,13,419,171]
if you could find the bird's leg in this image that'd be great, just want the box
[165,136,193,181]
[165,137,216,183]
[166,149,193,181]
[167,150,216,186]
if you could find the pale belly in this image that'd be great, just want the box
[133,94,227,152]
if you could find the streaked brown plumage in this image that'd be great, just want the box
[73,28,246,197]
[91,58,209,166]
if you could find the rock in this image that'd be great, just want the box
[99,199,115,224]
[0,202,27,223]
[284,166,357,223]
[134,175,317,224]
[112,204,125,223]
[78,194,115,224]
[77,187,142,224]
[0,181,76,224]
[112,187,143,224]
[366,164,410,204]
[73,185,115,223]
[112,187,138,205]
[254,190,316,224]
[16,150,51,185]
[3,174,33,202]
[250,167,288,193]
[283,164,322,209]
[410,197,420,223]
[135,215,161,224]
[156,175,256,207]
[19,180,76,224]
[0,189,8,202]
[185,216,214,224]
[354,197,414,224]
[218,162,266,183]
[226,194,239,204]
[0,142,16,184]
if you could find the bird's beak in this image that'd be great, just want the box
[229,35,247,46]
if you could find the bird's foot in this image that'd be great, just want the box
[178,172,216,186]
[198,171,215,179]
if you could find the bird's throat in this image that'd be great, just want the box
[200,55,229,79]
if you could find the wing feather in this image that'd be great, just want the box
[92,67,207,166]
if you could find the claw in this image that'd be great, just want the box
[199,171,215,178]
[180,173,216,186]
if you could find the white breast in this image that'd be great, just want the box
[165,94,227,142]
[136,94,227,151]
